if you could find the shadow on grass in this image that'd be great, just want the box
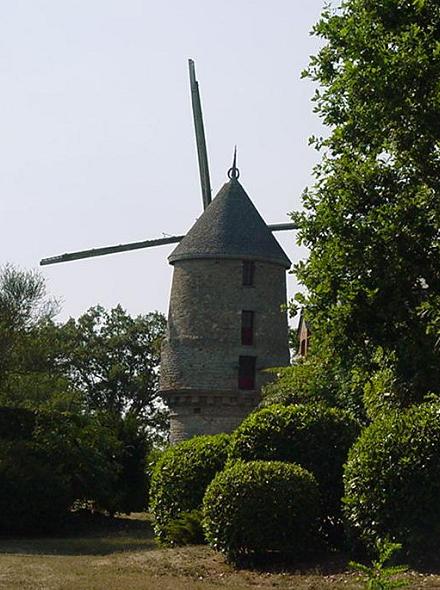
[234,547,440,577]
[0,512,158,557]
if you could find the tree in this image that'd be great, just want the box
[0,266,167,514]
[0,265,74,411]
[60,305,167,438]
[293,0,440,412]
[0,263,53,382]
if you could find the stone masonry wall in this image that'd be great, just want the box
[160,258,290,441]
[165,391,259,443]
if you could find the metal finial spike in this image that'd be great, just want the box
[227,146,240,180]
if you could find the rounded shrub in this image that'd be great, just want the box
[149,433,230,544]
[203,460,320,563]
[344,402,440,561]
[229,403,359,520]
[344,403,440,560]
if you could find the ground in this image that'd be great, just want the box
[0,514,439,590]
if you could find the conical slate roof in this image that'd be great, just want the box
[168,177,291,268]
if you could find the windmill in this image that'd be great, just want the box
[40,60,297,442]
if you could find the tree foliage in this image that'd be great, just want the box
[0,265,73,411]
[0,408,121,532]
[344,401,440,561]
[0,265,168,519]
[60,305,167,436]
[294,0,440,411]
[261,356,343,409]
[0,267,167,437]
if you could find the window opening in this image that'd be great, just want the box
[242,261,255,286]
[241,310,254,345]
[238,356,256,390]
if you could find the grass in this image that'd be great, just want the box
[0,514,438,590]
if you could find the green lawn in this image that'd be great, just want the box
[0,514,437,590]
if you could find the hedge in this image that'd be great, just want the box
[344,401,440,561]
[229,403,359,521]
[0,409,120,532]
[149,433,230,544]
[203,460,320,563]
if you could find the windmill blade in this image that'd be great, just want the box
[189,59,212,211]
[267,222,298,232]
[40,234,184,266]
[40,222,298,266]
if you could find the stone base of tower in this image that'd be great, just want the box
[162,390,259,444]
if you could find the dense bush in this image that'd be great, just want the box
[0,411,79,532]
[149,434,230,544]
[164,509,205,546]
[229,403,359,521]
[145,446,164,508]
[203,460,320,563]
[113,420,150,514]
[0,407,156,531]
[0,438,73,532]
[0,409,120,532]
[344,402,440,561]
[34,411,121,512]
[361,347,411,420]
[260,357,341,408]
[0,407,35,440]
[95,414,152,515]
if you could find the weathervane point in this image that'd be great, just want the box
[227,146,240,180]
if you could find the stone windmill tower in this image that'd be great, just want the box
[40,61,295,442]
[161,160,291,441]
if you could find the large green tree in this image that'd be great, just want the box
[0,266,168,514]
[0,264,74,410]
[0,265,168,436]
[60,305,167,437]
[293,0,440,411]
[58,305,168,508]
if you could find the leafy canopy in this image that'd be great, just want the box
[60,304,167,436]
[293,0,440,410]
[0,264,73,411]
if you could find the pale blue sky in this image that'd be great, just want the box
[1,1,327,320]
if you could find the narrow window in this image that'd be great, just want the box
[242,261,255,286]
[241,311,254,345]
[238,356,256,390]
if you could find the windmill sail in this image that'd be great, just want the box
[39,234,184,266]
[189,59,212,210]
[39,223,296,266]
